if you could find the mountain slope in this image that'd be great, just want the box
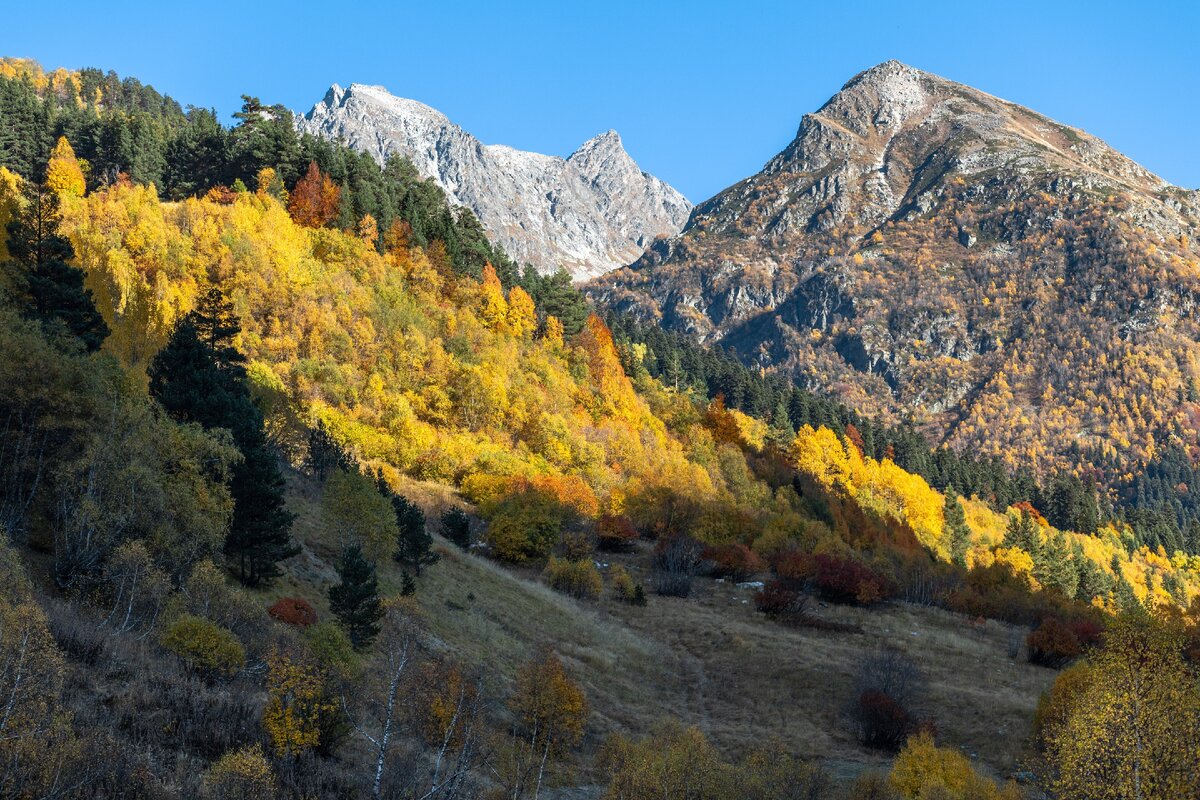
[591,60,1200,473]
[299,83,691,280]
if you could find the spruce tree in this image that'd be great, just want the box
[943,488,971,568]
[392,493,437,575]
[441,507,472,550]
[1003,509,1040,555]
[5,181,109,352]
[150,288,297,585]
[329,544,383,649]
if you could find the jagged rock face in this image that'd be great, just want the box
[590,61,1200,471]
[299,83,691,280]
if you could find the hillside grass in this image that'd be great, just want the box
[273,471,1055,790]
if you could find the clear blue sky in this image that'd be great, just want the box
[4,0,1197,200]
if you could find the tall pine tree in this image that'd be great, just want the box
[943,488,971,567]
[149,288,296,585]
[329,543,383,649]
[4,180,108,352]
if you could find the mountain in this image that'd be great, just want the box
[590,60,1200,473]
[298,83,691,280]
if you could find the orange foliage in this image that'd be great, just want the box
[287,161,340,227]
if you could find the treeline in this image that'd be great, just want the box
[0,60,518,283]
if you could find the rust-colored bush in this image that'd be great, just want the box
[702,543,767,582]
[773,552,890,605]
[268,597,318,628]
[1027,617,1082,668]
[596,515,639,552]
[753,580,804,616]
[854,690,912,750]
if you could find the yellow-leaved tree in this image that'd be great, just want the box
[1043,612,1200,800]
[45,136,86,197]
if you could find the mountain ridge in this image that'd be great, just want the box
[299,82,692,280]
[589,60,1200,473]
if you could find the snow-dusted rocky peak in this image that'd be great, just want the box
[299,83,691,280]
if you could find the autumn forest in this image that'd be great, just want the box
[2,54,1200,800]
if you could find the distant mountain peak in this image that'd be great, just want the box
[590,63,1200,473]
[298,86,689,280]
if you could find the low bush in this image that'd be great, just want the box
[596,514,639,552]
[855,689,912,750]
[1027,617,1102,668]
[850,648,926,751]
[775,552,891,605]
[268,597,318,627]
[702,543,767,582]
[609,564,646,605]
[543,557,603,600]
[161,614,246,678]
[651,535,702,597]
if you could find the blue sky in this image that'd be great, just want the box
[4,0,1197,200]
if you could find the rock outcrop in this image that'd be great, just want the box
[299,83,691,280]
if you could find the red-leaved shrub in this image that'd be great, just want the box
[855,690,912,750]
[754,580,804,616]
[596,515,639,552]
[1027,617,1102,668]
[774,553,890,605]
[268,597,318,628]
[703,543,767,582]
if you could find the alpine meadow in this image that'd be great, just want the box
[2,5,1200,799]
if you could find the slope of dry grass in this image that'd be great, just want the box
[277,473,1056,793]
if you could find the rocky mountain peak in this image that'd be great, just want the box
[297,86,690,280]
[589,63,1200,473]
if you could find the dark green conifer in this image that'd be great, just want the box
[329,544,383,649]
[5,182,109,352]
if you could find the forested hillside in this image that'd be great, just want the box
[3,57,1200,800]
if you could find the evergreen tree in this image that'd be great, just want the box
[1003,510,1040,555]
[4,181,109,352]
[328,544,383,649]
[943,488,971,568]
[392,493,437,576]
[306,419,350,481]
[400,570,416,597]
[441,507,472,550]
[149,288,296,585]
[1037,531,1079,598]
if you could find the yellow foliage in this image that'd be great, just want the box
[890,733,1021,799]
[262,651,335,757]
[45,136,86,198]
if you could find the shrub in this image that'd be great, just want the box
[1027,617,1083,668]
[753,580,805,616]
[485,490,567,562]
[777,553,891,605]
[268,597,318,627]
[560,530,594,561]
[441,507,472,550]
[702,543,767,582]
[890,733,1022,799]
[1031,662,1095,751]
[543,557,603,600]
[651,535,702,597]
[202,744,277,799]
[850,648,925,750]
[161,614,245,678]
[302,621,360,680]
[855,690,912,750]
[596,515,639,552]
[610,564,645,605]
